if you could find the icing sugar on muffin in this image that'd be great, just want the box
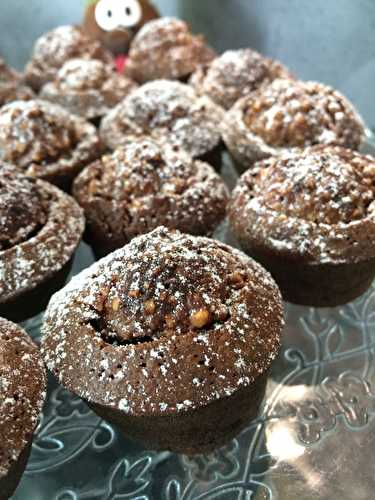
[0,163,84,321]
[190,48,293,110]
[0,99,102,190]
[40,58,138,122]
[222,78,365,171]
[229,145,375,306]
[126,17,216,83]
[73,138,229,257]
[24,25,113,91]
[100,80,224,168]
[0,318,46,500]
[41,227,284,454]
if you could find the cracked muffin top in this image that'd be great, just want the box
[41,227,283,416]
[0,99,102,189]
[229,146,375,263]
[222,79,365,168]
[73,138,229,255]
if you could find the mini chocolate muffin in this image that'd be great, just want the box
[126,17,216,83]
[24,25,113,91]
[73,138,229,257]
[222,78,365,172]
[0,318,46,500]
[41,227,284,454]
[190,48,293,111]
[0,163,85,321]
[229,146,375,306]
[40,58,138,123]
[0,58,34,108]
[0,99,102,190]
[100,80,224,168]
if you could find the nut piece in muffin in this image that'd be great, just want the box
[222,78,365,172]
[40,58,138,123]
[100,80,224,168]
[0,58,34,108]
[73,138,229,257]
[0,99,102,190]
[24,25,113,91]
[0,318,46,500]
[229,145,375,306]
[41,227,284,454]
[126,17,216,83]
[0,163,85,321]
[190,48,293,111]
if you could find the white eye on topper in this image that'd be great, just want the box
[95,0,142,32]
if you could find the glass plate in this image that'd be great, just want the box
[13,141,375,500]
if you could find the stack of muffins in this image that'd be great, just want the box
[1,12,374,497]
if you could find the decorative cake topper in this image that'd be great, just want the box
[82,0,159,58]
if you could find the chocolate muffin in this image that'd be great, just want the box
[126,17,216,83]
[229,146,375,306]
[73,139,229,257]
[0,99,102,190]
[41,227,284,454]
[190,48,293,111]
[24,25,113,91]
[0,58,34,108]
[0,318,46,500]
[40,58,138,123]
[0,163,85,322]
[222,78,365,172]
[100,80,224,168]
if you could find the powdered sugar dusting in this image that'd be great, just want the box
[222,78,365,167]
[40,59,137,120]
[41,227,283,416]
[0,173,84,300]
[230,146,375,264]
[0,318,46,478]
[100,80,223,158]
[73,138,228,247]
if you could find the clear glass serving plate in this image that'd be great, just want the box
[13,141,375,500]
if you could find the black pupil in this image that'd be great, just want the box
[107,10,112,17]
[126,7,131,15]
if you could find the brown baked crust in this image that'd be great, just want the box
[24,25,113,91]
[0,58,34,108]
[190,48,293,110]
[126,17,216,83]
[0,163,85,305]
[40,58,138,121]
[41,227,283,417]
[73,139,229,255]
[0,318,46,481]
[222,79,365,169]
[0,99,102,189]
[100,80,224,160]
[229,146,375,265]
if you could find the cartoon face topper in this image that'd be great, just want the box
[82,0,159,56]
[95,0,142,31]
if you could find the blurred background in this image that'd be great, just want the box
[0,0,374,127]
